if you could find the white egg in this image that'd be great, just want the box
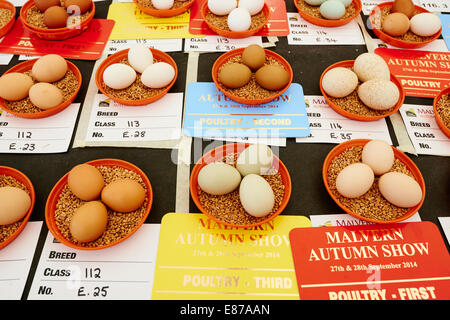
[198,162,241,195]
[361,140,394,175]
[410,13,442,37]
[208,0,237,15]
[227,7,251,32]
[103,63,136,90]
[236,144,274,176]
[141,62,175,89]
[238,0,264,15]
[239,174,274,217]
[152,0,174,10]
[336,163,374,198]
[378,172,422,208]
[128,44,153,74]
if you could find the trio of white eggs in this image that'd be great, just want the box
[208,0,264,32]
[336,140,423,208]
[198,144,276,218]
[103,44,175,90]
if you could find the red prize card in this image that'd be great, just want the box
[289,222,450,300]
[375,48,450,98]
[189,0,289,37]
[0,19,115,60]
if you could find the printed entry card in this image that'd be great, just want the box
[152,213,311,300]
[289,222,450,300]
[183,82,311,138]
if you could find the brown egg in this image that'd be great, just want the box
[218,63,252,89]
[32,54,68,83]
[392,0,415,19]
[34,0,61,12]
[255,65,290,90]
[28,83,63,110]
[64,0,92,14]
[69,201,108,243]
[382,13,410,36]
[0,73,34,101]
[242,44,266,71]
[0,187,31,225]
[68,164,105,201]
[101,179,146,213]
[43,6,69,28]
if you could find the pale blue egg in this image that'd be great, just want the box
[304,0,327,6]
[320,0,346,20]
[336,0,352,7]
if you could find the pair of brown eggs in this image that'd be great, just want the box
[218,44,290,91]
[34,0,92,28]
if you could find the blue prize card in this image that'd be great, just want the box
[439,14,450,50]
[183,82,311,138]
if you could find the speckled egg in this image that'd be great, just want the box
[353,53,390,82]
[322,67,358,98]
[410,13,442,37]
[0,73,34,101]
[358,79,399,110]
[320,0,346,20]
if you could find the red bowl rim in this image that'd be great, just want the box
[212,47,294,105]
[432,86,450,138]
[322,139,426,224]
[319,59,405,121]
[0,58,82,119]
[368,2,442,49]
[95,48,178,106]
[45,158,153,250]
[201,1,270,39]
[0,166,35,250]
[190,142,292,228]
[293,0,362,28]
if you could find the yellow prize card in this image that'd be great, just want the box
[107,3,203,40]
[152,213,311,300]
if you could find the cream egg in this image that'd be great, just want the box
[378,172,422,208]
[0,187,31,225]
[322,67,358,98]
[358,79,399,110]
[353,53,390,82]
[69,201,108,243]
[68,163,105,201]
[410,13,442,37]
[336,163,374,198]
[361,140,394,175]
[198,162,241,195]
[238,0,264,15]
[228,7,251,32]
[208,0,237,15]
[28,83,63,110]
[103,63,136,90]
[152,0,174,10]
[32,54,68,83]
[101,179,146,213]
[239,174,274,217]
[128,44,153,74]
[141,62,175,88]
[236,144,274,176]
[0,73,34,101]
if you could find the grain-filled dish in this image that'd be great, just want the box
[435,92,449,132]
[99,45,176,104]
[215,44,291,103]
[326,139,424,222]
[371,0,442,44]
[0,54,80,115]
[296,0,357,21]
[321,52,402,119]
[27,0,93,29]
[205,0,267,33]
[194,144,288,226]
[0,5,13,29]
[136,0,193,10]
[52,161,151,248]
